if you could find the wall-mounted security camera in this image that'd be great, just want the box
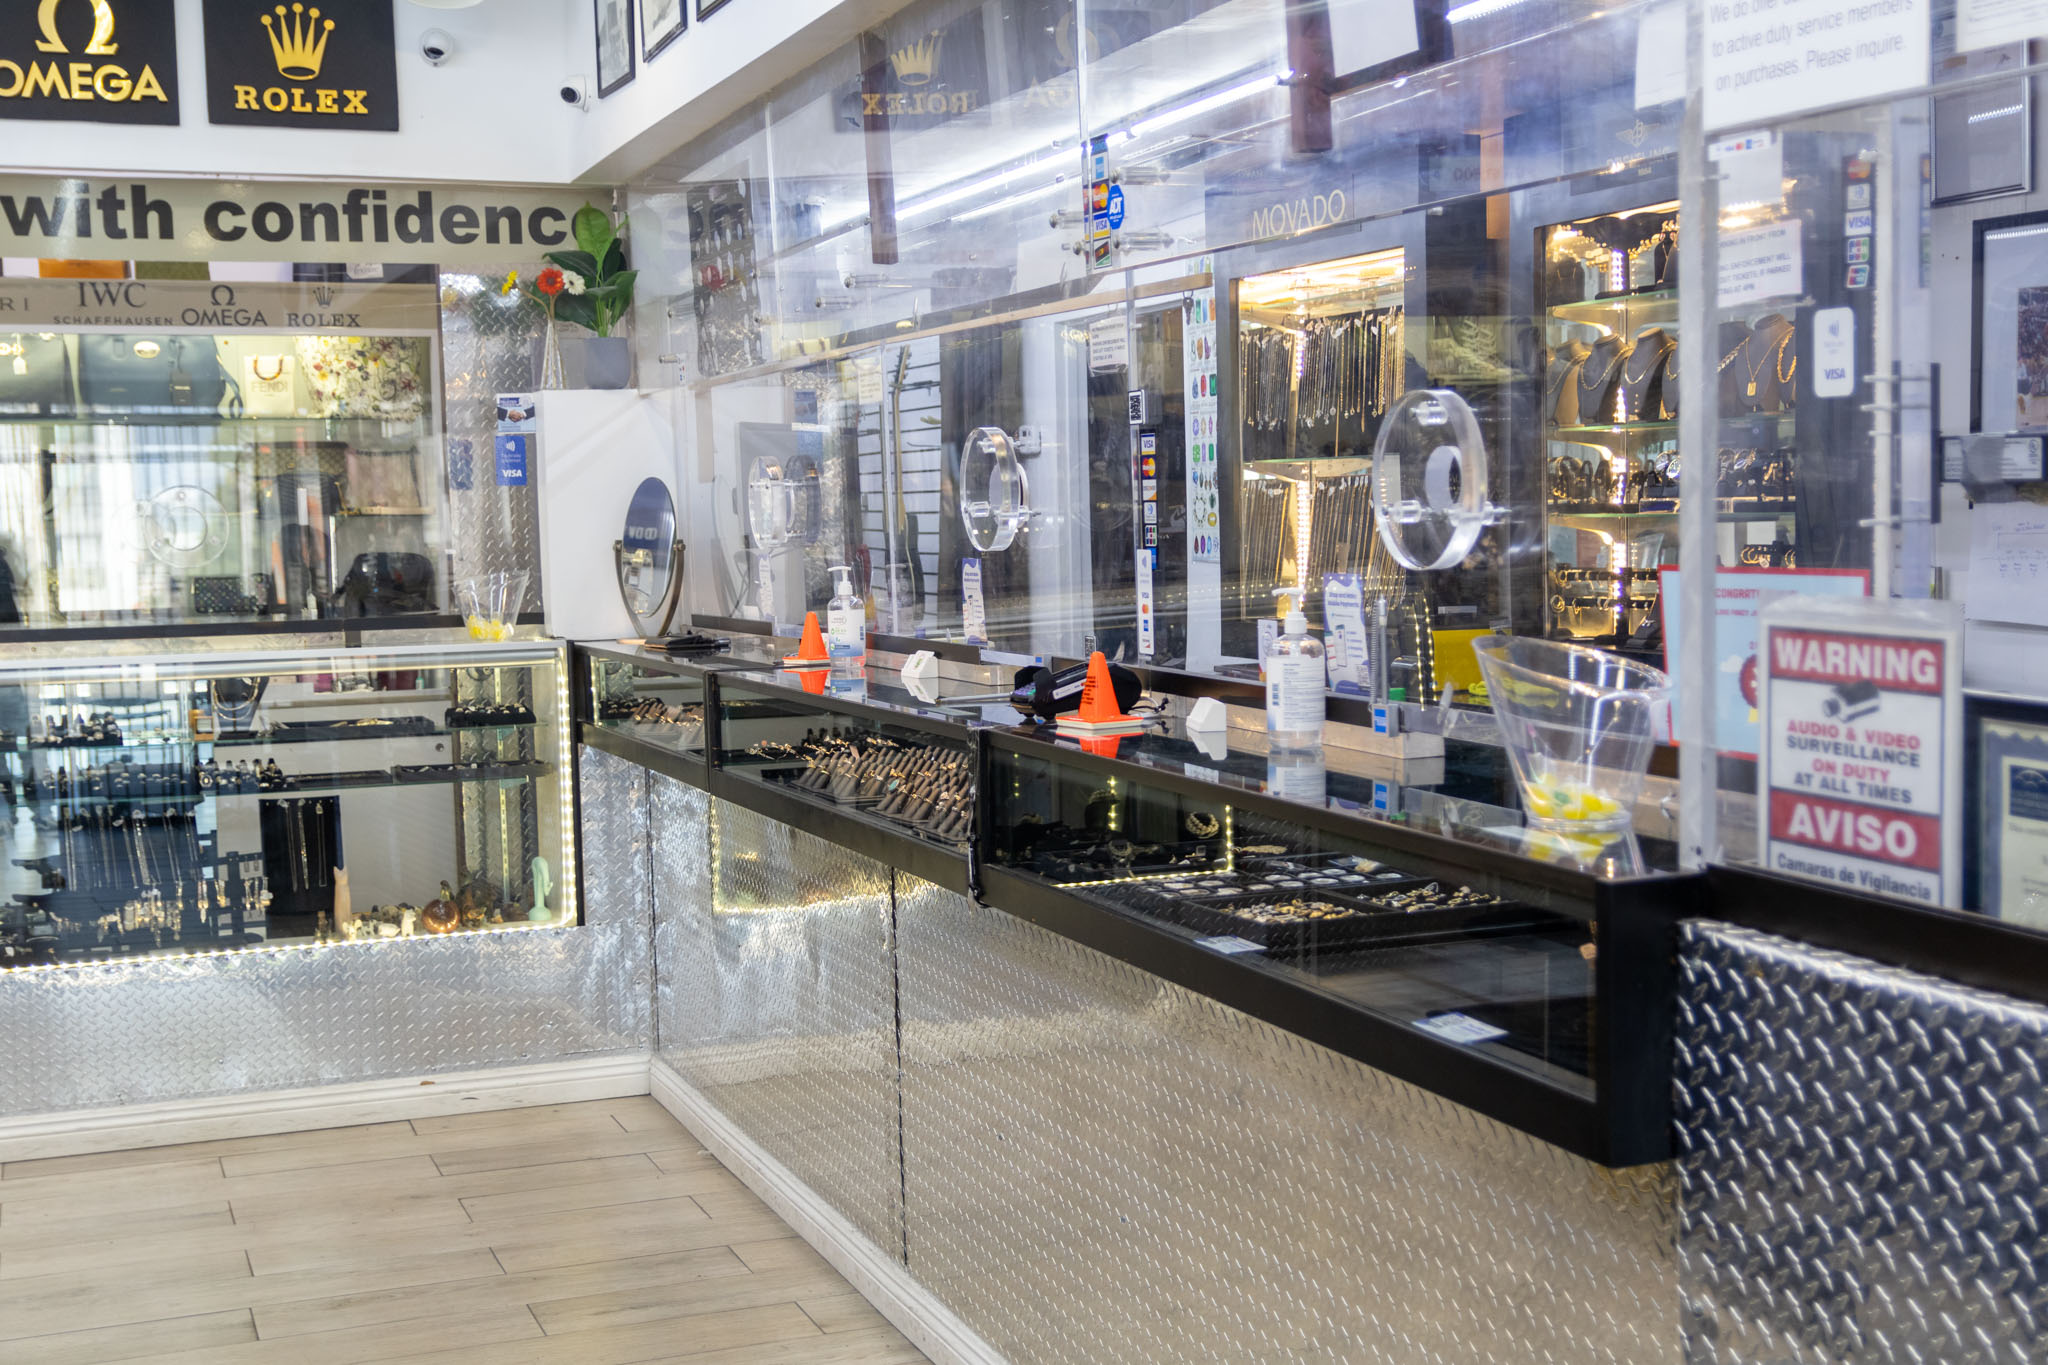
[560,76,591,110]
[419,29,455,65]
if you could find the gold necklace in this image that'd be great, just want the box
[1741,338,1775,399]
[1578,339,1627,390]
[1772,332,1797,384]
[1623,334,1670,386]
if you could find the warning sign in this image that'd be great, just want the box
[1757,605,1962,906]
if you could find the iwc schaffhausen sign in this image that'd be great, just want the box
[0,0,181,126]
[203,0,399,131]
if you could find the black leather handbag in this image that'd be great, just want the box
[77,336,236,415]
[332,553,437,618]
[0,334,73,415]
[192,574,276,617]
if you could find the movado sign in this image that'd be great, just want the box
[0,0,180,126]
[203,0,399,131]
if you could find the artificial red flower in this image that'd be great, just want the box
[536,267,566,298]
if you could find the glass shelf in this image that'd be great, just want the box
[1547,289,1679,324]
[1552,421,1677,438]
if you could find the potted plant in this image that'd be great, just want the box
[527,204,638,390]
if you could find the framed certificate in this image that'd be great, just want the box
[642,0,685,61]
[594,0,635,98]
[1968,696,2048,927]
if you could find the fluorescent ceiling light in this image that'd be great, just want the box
[1446,0,1530,23]
[1126,74,1282,141]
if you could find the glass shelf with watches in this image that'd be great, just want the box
[0,639,575,970]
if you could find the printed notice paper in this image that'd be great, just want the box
[1958,0,2048,53]
[1965,502,2048,628]
[1756,600,1963,907]
[1719,220,1804,308]
[1703,0,1929,133]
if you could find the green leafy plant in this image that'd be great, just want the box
[525,204,637,338]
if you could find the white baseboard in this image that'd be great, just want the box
[650,1058,1006,1365]
[0,1052,652,1163]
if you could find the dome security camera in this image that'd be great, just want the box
[560,76,591,110]
[419,29,455,65]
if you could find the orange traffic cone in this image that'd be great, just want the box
[1055,651,1145,737]
[1078,734,1125,759]
[782,613,831,671]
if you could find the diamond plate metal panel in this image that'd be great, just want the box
[1676,920,2048,1365]
[894,875,1677,1365]
[439,275,545,608]
[0,747,652,1118]
[649,771,712,1058]
[654,795,905,1257]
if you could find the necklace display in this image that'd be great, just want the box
[1546,340,1591,426]
[1617,328,1674,423]
[1575,336,1630,423]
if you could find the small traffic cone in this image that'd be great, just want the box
[782,613,830,671]
[1056,651,1145,736]
[1078,734,1126,759]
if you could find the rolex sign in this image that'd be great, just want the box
[203,0,399,131]
[0,0,181,125]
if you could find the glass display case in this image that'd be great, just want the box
[976,713,1684,1163]
[0,639,574,967]
[707,653,1006,889]
[0,277,453,634]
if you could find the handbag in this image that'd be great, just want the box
[192,574,276,616]
[241,355,298,418]
[332,552,437,618]
[296,337,428,419]
[78,336,234,414]
[0,334,73,415]
[343,449,424,511]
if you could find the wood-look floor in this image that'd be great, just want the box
[0,1097,930,1365]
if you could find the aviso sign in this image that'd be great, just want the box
[0,178,591,266]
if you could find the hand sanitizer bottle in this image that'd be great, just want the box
[1266,587,1326,752]
[826,565,866,693]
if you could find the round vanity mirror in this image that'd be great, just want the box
[1369,388,1500,572]
[958,426,1030,553]
[619,478,677,621]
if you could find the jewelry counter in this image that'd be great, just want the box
[0,639,577,968]
[575,642,1695,1165]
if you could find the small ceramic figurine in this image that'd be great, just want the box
[529,857,553,922]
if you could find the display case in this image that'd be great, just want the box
[0,278,453,636]
[977,717,1686,1164]
[706,654,1006,892]
[1537,201,1682,650]
[0,639,574,967]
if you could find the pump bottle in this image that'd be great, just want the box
[1265,587,1326,751]
[826,565,866,693]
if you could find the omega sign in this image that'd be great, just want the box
[0,0,182,126]
[203,0,400,131]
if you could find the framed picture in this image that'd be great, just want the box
[1971,210,2048,432]
[698,0,734,19]
[1932,42,2030,207]
[1966,695,2048,926]
[642,0,684,60]
[1321,0,1451,95]
[595,0,635,98]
